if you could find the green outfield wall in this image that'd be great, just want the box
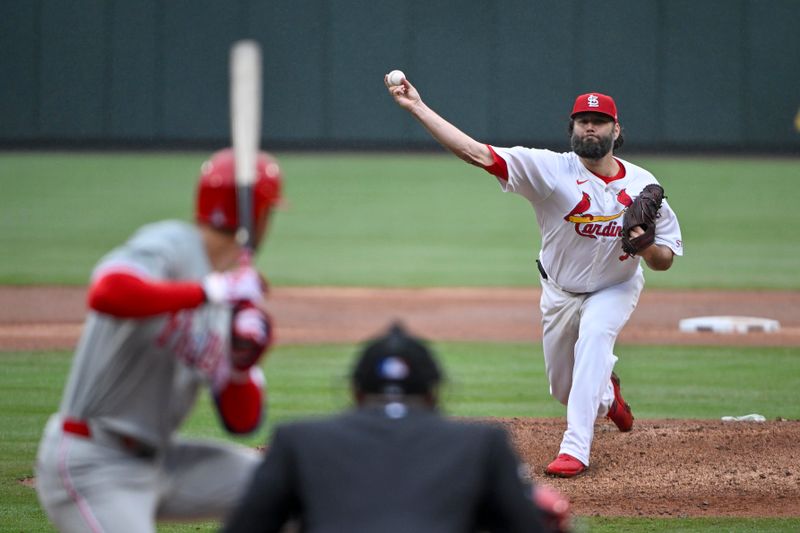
[1,0,798,151]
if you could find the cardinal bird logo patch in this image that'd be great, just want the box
[563,192,625,239]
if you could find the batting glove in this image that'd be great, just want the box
[202,265,265,305]
[230,302,273,370]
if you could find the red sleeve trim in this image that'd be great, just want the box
[87,271,206,318]
[483,145,509,181]
[215,369,264,434]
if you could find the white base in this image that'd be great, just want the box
[721,414,766,422]
[679,316,780,334]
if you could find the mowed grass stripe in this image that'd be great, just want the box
[1,152,798,288]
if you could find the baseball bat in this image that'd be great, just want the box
[229,39,263,251]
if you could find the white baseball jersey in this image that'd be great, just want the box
[487,146,683,467]
[491,147,682,292]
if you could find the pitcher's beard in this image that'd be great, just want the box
[571,132,613,159]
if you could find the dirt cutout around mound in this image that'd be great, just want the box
[3,286,799,518]
[506,418,799,518]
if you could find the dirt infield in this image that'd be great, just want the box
[2,286,799,349]
[3,286,799,518]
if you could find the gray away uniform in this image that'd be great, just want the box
[35,221,260,533]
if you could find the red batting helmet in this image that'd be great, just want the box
[196,148,282,239]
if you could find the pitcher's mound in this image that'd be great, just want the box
[502,417,800,517]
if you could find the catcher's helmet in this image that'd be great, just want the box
[196,148,282,244]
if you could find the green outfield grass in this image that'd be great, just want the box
[2,151,798,531]
[1,343,798,532]
[1,152,798,288]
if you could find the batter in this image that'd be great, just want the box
[386,78,682,477]
[35,149,282,531]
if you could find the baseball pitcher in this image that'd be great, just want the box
[35,149,282,531]
[386,76,682,477]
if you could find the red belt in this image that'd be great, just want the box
[61,418,156,458]
[62,418,91,437]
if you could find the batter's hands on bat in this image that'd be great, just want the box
[385,74,421,111]
[230,301,272,370]
[202,263,266,304]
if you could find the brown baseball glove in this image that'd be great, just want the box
[621,184,665,255]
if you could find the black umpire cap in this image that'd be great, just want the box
[352,322,443,396]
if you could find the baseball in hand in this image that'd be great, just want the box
[387,69,405,86]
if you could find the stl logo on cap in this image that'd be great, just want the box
[380,357,409,380]
[571,92,618,122]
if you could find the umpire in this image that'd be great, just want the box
[222,322,551,533]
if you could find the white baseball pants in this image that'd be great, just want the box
[539,270,644,466]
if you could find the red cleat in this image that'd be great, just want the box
[607,372,634,432]
[545,453,587,478]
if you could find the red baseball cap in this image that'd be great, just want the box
[570,92,618,122]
